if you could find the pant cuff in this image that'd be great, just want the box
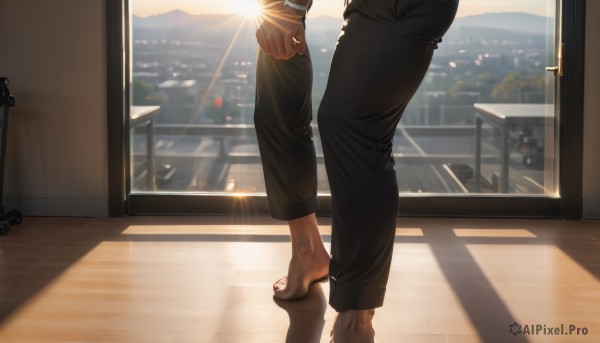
[268,196,319,221]
[328,276,386,312]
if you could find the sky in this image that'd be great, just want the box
[132,0,554,18]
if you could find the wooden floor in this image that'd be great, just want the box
[0,216,599,343]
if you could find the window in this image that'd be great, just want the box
[108,0,584,217]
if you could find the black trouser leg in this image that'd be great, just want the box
[254,49,318,221]
[318,0,458,311]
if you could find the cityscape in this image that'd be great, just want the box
[130,9,557,195]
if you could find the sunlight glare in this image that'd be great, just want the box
[239,1,263,19]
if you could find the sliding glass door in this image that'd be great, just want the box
[114,0,582,217]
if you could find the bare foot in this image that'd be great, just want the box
[273,246,330,300]
[330,309,376,343]
[273,214,330,300]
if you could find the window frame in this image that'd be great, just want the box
[107,0,585,219]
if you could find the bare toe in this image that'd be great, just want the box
[273,276,288,291]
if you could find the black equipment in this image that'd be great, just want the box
[0,77,22,235]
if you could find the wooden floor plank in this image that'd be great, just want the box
[0,216,599,342]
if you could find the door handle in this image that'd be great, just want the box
[546,43,564,77]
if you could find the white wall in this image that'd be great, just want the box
[583,0,600,218]
[0,0,108,216]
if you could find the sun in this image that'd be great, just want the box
[239,1,264,19]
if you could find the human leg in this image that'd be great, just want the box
[254,49,329,299]
[330,309,376,343]
[320,0,458,335]
[254,49,318,220]
[318,0,459,312]
[273,213,330,300]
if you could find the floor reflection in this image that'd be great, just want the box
[274,284,328,343]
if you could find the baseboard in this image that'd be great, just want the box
[583,200,600,219]
[2,196,108,217]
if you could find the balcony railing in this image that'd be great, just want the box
[131,104,552,195]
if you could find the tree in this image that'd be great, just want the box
[133,78,168,105]
[492,72,545,103]
[447,73,501,103]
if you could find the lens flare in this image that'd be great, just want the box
[239,1,263,19]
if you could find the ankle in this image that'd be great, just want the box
[331,310,376,343]
[339,309,375,327]
[288,218,321,256]
[293,241,315,256]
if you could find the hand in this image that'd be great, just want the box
[256,4,306,60]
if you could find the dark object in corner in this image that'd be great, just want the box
[0,77,22,235]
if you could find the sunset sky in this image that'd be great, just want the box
[132,0,554,18]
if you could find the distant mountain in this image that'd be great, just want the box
[132,10,252,49]
[133,10,551,34]
[131,10,343,50]
[131,10,551,50]
[453,12,553,35]
[132,9,234,30]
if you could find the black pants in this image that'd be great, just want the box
[254,46,318,221]
[318,0,458,311]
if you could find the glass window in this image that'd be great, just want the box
[129,0,559,196]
